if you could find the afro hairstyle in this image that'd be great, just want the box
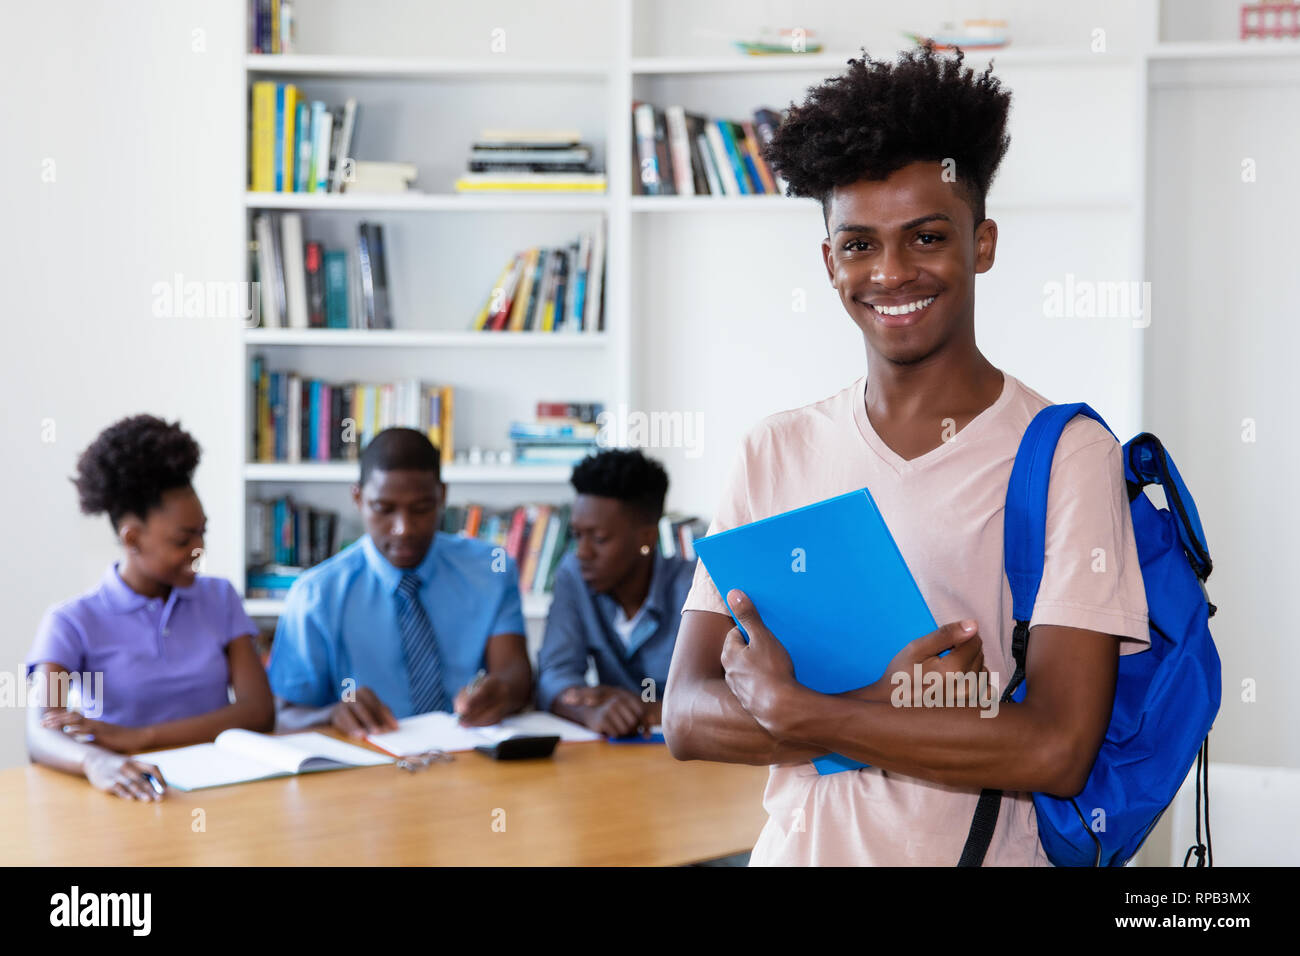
[570,448,669,525]
[761,42,1013,231]
[74,414,201,528]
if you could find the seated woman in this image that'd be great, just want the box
[26,415,273,801]
[537,449,696,736]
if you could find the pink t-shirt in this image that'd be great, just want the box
[680,369,1151,866]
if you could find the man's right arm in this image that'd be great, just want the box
[266,581,391,734]
[663,609,832,765]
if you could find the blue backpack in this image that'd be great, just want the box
[959,403,1222,867]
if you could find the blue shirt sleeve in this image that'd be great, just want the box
[266,577,336,708]
[489,556,527,638]
[535,558,592,712]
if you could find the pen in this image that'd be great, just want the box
[465,669,487,696]
[141,772,165,796]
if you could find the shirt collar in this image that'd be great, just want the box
[596,548,671,622]
[362,533,442,594]
[99,562,196,614]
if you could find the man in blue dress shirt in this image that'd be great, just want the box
[268,428,531,736]
[536,449,695,737]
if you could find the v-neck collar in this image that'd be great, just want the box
[852,369,1014,476]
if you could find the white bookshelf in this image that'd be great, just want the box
[244,191,609,212]
[236,0,1300,639]
[244,328,609,348]
[236,4,631,629]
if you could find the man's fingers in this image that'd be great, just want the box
[946,634,984,670]
[720,627,747,669]
[611,702,641,736]
[725,590,768,643]
[375,697,399,730]
[333,703,365,737]
[919,619,979,656]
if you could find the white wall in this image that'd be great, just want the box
[0,0,245,768]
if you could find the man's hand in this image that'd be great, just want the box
[83,753,167,802]
[719,589,802,735]
[41,709,148,754]
[330,686,399,737]
[878,620,990,707]
[454,675,513,727]
[557,685,651,737]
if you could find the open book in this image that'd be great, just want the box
[366,710,601,757]
[133,730,393,791]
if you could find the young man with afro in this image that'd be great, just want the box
[663,44,1150,866]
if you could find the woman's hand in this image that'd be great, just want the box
[83,752,167,801]
[41,709,149,754]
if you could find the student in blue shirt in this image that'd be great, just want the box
[268,428,532,736]
[536,449,695,737]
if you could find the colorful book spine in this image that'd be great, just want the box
[251,82,276,191]
[294,99,311,192]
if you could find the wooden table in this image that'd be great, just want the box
[0,740,769,866]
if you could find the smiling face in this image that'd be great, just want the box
[119,486,207,589]
[821,161,998,366]
[353,468,444,569]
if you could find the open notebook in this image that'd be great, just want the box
[133,730,393,791]
[366,710,601,756]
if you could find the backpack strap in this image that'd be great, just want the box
[958,403,1115,866]
[1125,432,1213,583]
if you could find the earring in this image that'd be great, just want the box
[640,545,651,556]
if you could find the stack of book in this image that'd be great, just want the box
[342,161,418,194]
[442,503,572,595]
[250,214,391,330]
[631,102,789,197]
[455,129,607,193]
[250,85,358,193]
[510,402,604,466]
[247,0,296,54]
[471,225,605,333]
[249,358,454,464]
[245,496,342,598]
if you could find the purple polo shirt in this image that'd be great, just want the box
[26,563,258,727]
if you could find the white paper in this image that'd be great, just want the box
[366,709,601,756]
[134,730,393,790]
[133,743,284,791]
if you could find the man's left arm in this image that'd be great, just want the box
[725,597,1117,797]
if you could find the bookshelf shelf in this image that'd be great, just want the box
[244,53,612,80]
[630,194,810,211]
[630,48,1137,74]
[629,194,1136,212]
[1147,41,1300,60]
[244,328,609,348]
[246,592,555,620]
[243,191,609,212]
[244,462,577,484]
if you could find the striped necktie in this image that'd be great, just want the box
[396,572,451,714]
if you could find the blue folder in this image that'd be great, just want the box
[692,486,937,775]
